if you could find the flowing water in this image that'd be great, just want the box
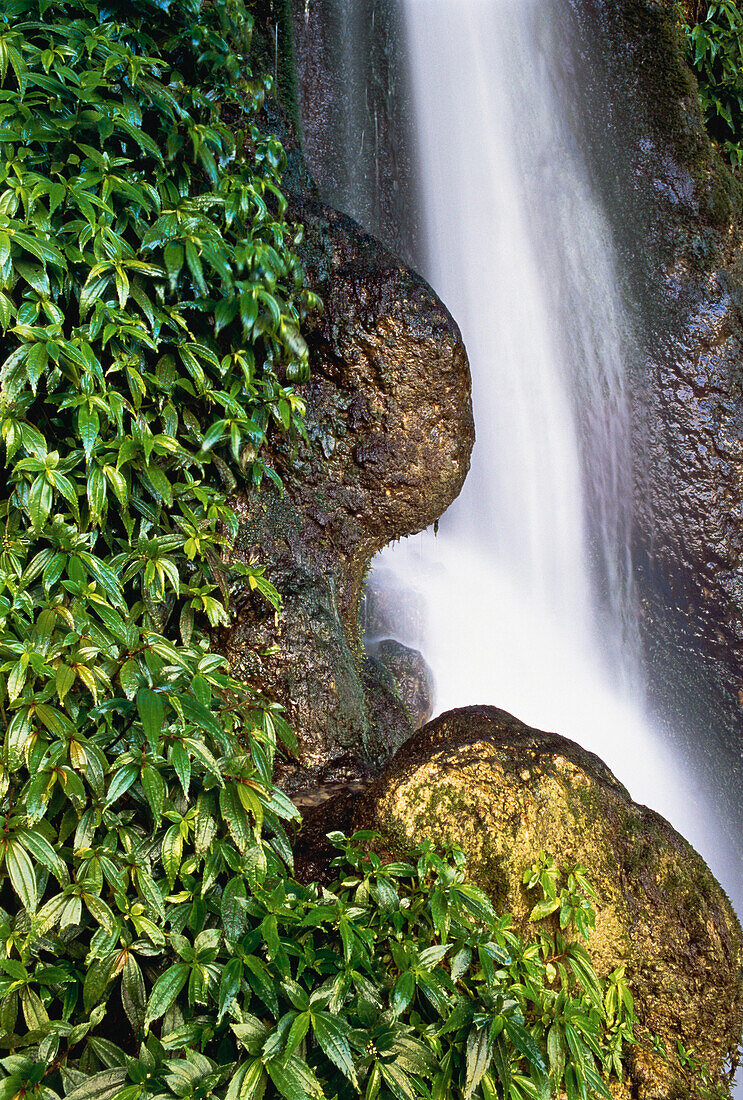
[294,0,741,911]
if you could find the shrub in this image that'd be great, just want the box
[679,0,743,166]
[0,0,314,1093]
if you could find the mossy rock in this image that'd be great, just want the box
[226,200,473,773]
[351,705,743,1096]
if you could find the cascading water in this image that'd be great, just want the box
[294,0,742,911]
[372,0,737,869]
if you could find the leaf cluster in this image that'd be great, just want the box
[0,0,318,1092]
[0,832,640,1100]
[679,0,743,166]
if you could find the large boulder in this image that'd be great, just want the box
[225,200,473,779]
[349,705,743,1096]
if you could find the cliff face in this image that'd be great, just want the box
[559,0,743,832]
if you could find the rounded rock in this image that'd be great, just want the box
[351,704,743,1095]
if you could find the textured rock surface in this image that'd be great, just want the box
[290,0,419,268]
[225,199,473,775]
[366,639,434,729]
[349,705,743,1095]
[563,0,743,827]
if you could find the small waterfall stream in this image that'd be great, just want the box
[294,0,741,914]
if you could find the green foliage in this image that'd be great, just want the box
[0,832,636,1100]
[0,0,320,1092]
[680,0,743,166]
[642,1031,731,1100]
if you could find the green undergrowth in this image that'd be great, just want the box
[680,0,743,166]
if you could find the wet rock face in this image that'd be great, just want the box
[350,705,743,1096]
[564,0,743,819]
[366,639,434,729]
[225,199,473,774]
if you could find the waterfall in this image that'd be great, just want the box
[293,0,742,913]
[374,0,696,831]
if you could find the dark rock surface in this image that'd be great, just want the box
[290,0,420,269]
[366,638,434,729]
[563,0,743,831]
[225,199,473,775]
[348,704,743,1096]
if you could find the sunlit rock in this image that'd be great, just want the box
[349,704,743,1096]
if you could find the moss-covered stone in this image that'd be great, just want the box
[351,705,743,1096]
[225,201,473,776]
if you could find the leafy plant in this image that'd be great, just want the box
[679,0,743,166]
[0,833,635,1100]
[0,0,319,1093]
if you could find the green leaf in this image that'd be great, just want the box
[145,963,190,1027]
[28,474,52,532]
[164,242,184,292]
[161,824,183,890]
[64,1070,128,1100]
[490,1036,511,1098]
[465,1027,492,1099]
[244,955,279,1018]
[5,839,38,914]
[142,764,165,825]
[221,875,248,939]
[119,659,141,700]
[312,1012,356,1084]
[503,1017,546,1073]
[284,1010,311,1059]
[84,892,118,934]
[219,783,252,853]
[105,763,138,806]
[225,1060,267,1100]
[380,1062,417,1100]
[547,1023,566,1082]
[266,1055,325,1100]
[83,953,118,1013]
[529,897,561,922]
[121,953,146,1031]
[78,406,100,460]
[137,688,165,746]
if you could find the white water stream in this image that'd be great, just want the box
[364,0,739,895]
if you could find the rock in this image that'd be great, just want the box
[350,705,743,1095]
[289,0,420,268]
[366,638,434,729]
[563,0,743,836]
[225,199,473,773]
[292,789,363,887]
[361,656,415,769]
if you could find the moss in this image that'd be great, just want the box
[352,707,743,1091]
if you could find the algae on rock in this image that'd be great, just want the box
[349,705,743,1097]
